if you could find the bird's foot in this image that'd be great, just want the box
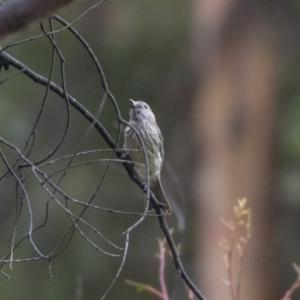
[120,152,129,161]
[141,182,148,192]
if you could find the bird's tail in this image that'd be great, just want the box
[148,179,172,215]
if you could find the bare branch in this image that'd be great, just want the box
[0,8,207,297]
[0,48,206,300]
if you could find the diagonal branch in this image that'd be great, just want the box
[0,50,206,300]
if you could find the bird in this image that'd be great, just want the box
[124,99,172,215]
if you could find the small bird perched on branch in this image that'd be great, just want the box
[124,99,172,215]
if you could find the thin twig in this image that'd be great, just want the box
[125,279,166,300]
[281,263,300,300]
[157,238,169,300]
[100,232,130,300]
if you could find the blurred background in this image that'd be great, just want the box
[1,0,300,299]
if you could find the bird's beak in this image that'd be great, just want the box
[129,99,136,108]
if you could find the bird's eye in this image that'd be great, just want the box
[143,104,148,109]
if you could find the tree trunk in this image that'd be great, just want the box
[191,1,279,299]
